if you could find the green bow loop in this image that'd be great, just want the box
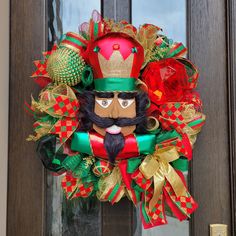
[171,157,189,172]
[127,158,142,173]
[70,156,95,179]
[81,65,94,87]
[62,154,83,172]
[156,130,180,144]
[72,66,94,92]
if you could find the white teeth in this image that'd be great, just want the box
[105,125,122,134]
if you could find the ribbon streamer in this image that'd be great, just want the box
[139,147,188,211]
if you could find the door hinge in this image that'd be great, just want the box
[210,224,227,236]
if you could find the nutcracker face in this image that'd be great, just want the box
[79,90,148,162]
[93,92,136,136]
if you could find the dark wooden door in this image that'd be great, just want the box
[8,0,236,235]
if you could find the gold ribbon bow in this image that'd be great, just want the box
[139,147,188,211]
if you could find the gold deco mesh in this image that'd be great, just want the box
[46,47,85,86]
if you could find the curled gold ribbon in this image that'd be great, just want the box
[139,147,188,211]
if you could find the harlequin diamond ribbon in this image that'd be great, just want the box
[158,102,205,145]
[61,155,97,199]
[159,102,187,132]
[50,117,79,143]
[141,177,198,228]
[31,84,79,144]
[164,180,197,219]
[61,173,94,199]
[46,86,79,144]
[141,186,167,227]
[31,44,58,87]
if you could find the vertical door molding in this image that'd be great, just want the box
[0,0,9,235]
[101,1,133,235]
[8,0,46,235]
[188,0,232,235]
[102,0,131,22]
[226,0,236,234]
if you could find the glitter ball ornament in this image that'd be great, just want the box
[46,47,85,86]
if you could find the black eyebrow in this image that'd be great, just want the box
[94,92,114,98]
[118,92,137,99]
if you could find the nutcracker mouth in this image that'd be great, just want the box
[105,125,121,134]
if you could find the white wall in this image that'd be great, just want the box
[0,0,9,235]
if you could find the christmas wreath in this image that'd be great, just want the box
[26,11,205,228]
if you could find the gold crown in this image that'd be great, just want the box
[98,51,134,78]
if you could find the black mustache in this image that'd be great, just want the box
[84,107,145,128]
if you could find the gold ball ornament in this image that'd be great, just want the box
[46,47,85,86]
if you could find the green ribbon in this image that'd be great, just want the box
[73,160,92,178]
[155,130,180,144]
[62,154,82,172]
[127,158,142,173]
[94,77,136,92]
[142,201,151,223]
[71,132,92,155]
[171,157,189,172]
[82,173,97,182]
[64,35,86,47]
[166,43,186,58]
[72,66,94,92]
[188,117,205,128]
[132,181,145,192]
[94,23,99,38]
[81,66,94,87]
[136,134,156,155]
[155,130,189,172]
[108,184,120,202]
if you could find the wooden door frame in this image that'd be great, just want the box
[0,0,9,235]
[8,0,236,235]
[187,0,236,235]
[8,0,46,235]
[226,0,236,234]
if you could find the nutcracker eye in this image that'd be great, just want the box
[96,98,113,108]
[118,98,134,108]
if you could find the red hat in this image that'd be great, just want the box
[88,32,144,92]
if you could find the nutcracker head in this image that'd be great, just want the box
[88,32,145,136]
[80,32,148,162]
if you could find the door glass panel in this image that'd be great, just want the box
[46,1,101,236]
[132,1,188,235]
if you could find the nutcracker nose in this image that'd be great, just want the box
[110,101,119,119]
